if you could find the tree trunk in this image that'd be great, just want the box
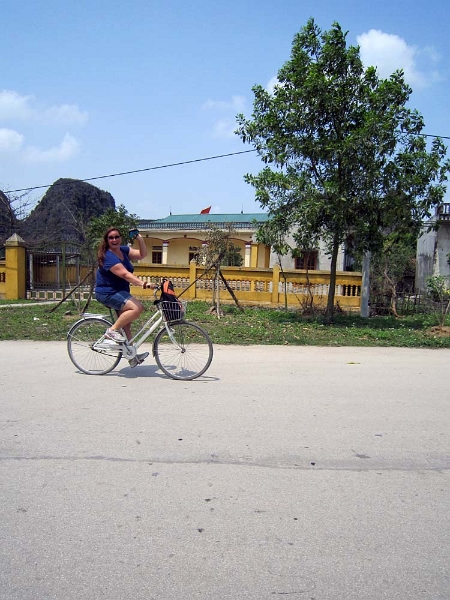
[219,270,244,311]
[389,292,400,318]
[383,266,400,318]
[215,269,221,317]
[209,267,217,313]
[325,234,340,323]
[304,269,314,313]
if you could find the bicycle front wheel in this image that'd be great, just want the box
[153,321,213,380]
[67,317,122,375]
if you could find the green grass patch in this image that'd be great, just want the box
[0,298,449,347]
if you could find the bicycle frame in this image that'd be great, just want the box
[89,303,181,360]
[68,296,213,379]
[128,306,164,349]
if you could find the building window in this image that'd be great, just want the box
[152,246,162,264]
[295,251,318,270]
[189,246,199,263]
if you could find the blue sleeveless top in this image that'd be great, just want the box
[95,246,134,293]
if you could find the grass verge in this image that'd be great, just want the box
[0,299,449,347]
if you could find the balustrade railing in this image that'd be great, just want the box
[437,203,450,221]
[0,250,362,311]
[133,264,362,310]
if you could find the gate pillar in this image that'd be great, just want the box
[5,234,26,300]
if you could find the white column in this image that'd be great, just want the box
[244,243,251,267]
[360,251,371,317]
[162,241,169,265]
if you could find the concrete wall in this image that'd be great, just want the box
[270,236,346,271]
[416,221,450,292]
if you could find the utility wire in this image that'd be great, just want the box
[4,131,450,195]
[4,149,257,194]
[415,133,450,140]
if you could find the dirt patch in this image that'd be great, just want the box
[62,313,81,322]
[427,326,450,337]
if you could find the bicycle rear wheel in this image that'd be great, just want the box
[153,321,213,380]
[67,317,122,375]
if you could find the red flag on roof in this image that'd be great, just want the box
[200,206,211,214]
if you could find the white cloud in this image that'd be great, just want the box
[0,128,24,152]
[357,29,441,88]
[0,91,86,166]
[202,95,246,139]
[266,76,281,94]
[24,133,81,163]
[43,103,88,126]
[0,89,88,125]
[202,95,246,111]
[0,90,34,120]
[211,119,237,139]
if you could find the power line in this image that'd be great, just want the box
[4,149,257,194]
[416,133,450,140]
[4,131,450,195]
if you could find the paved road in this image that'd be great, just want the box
[1,342,449,600]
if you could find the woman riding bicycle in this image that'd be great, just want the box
[95,227,156,364]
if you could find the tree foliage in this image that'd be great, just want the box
[236,18,450,320]
[86,204,139,250]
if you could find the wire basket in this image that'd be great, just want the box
[160,299,187,323]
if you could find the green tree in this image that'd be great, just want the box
[236,18,449,321]
[86,204,139,249]
[83,204,139,270]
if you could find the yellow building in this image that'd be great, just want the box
[137,213,271,268]
[0,214,362,310]
[136,212,353,272]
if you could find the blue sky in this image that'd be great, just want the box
[1,0,449,220]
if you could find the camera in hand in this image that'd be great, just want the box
[129,229,139,240]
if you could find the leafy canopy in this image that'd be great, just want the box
[86,204,139,249]
[236,18,449,319]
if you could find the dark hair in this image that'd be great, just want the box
[97,227,122,267]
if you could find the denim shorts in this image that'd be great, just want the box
[95,290,132,311]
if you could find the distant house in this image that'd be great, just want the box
[136,212,352,272]
[137,213,270,268]
[416,203,450,292]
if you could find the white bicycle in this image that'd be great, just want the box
[67,291,213,380]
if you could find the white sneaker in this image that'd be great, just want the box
[129,352,149,368]
[95,339,118,350]
[105,328,126,343]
